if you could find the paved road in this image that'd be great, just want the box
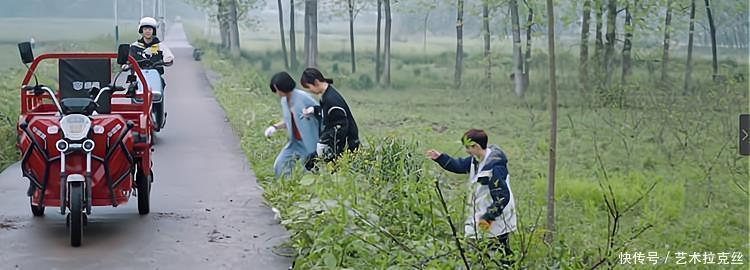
[0,23,293,270]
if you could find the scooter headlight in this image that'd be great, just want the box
[82,139,95,152]
[60,114,92,141]
[56,140,69,152]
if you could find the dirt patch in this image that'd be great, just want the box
[208,228,232,243]
[0,219,19,230]
[152,212,190,221]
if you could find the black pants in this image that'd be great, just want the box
[489,233,513,257]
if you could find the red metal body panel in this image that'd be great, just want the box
[20,117,135,207]
[17,53,154,209]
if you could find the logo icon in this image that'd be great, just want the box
[72,81,84,91]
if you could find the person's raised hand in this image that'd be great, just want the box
[425,149,441,160]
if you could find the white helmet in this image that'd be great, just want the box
[138,17,158,35]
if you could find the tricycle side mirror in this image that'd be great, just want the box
[116,44,130,65]
[18,42,34,64]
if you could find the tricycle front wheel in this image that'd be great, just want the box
[30,197,44,217]
[69,182,83,247]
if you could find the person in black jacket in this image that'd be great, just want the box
[299,68,360,168]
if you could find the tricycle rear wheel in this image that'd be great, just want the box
[137,170,152,215]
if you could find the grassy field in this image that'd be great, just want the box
[187,19,749,269]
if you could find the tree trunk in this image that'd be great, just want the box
[544,0,558,245]
[604,0,616,87]
[510,0,525,97]
[621,4,633,85]
[580,0,591,94]
[455,0,464,88]
[277,0,289,69]
[483,1,492,92]
[217,0,229,49]
[423,11,430,54]
[228,0,241,57]
[704,0,718,80]
[376,0,382,83]
[303,0,309,68]
[304,0,318,68]
[683,0,696,94]
[311,0,318,68]
[384,0,392,87]
[348,0,356,73]
[732,26,742,48]
[594,0,604,69]
[290,0,298,70]
[722,31,731,48]
[702,27,709,47]
[661,0,672,81]
[523,2,533,92]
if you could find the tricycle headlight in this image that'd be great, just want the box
[60,114,92,140]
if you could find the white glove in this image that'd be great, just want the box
[316,143,327,156]
[164,55,174,63]
[264,126,277,137]
[301,106,315,118]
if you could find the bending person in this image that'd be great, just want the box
[264,72,321,178]
[299,68,360,169]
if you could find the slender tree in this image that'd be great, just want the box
[510,0,526,96]
[383,0,392,86]
[580,0,592,93]
[277,0,289,69]
[594,0,604,69]
[544,0,558,244]
[604,0,616,86]
[661,0,672,81]
[376,0,382,83]
[454,0,464,88]
[290,0,298,70]
[217,0,229,48]
[348,0,357,73]
[621,1,635,84]
[683,0,697,94]
[523,0,534,91]
[304,0,318,67]
[228,0,241,57]
[483,0,492,92]
[704,0,719,80]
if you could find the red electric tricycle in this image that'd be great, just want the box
[16,43,155,247]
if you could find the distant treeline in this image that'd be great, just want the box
[0,0,202,20]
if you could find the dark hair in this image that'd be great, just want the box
[269,72,296,93]
[300,68,334,87]
[463,129,488,149]
[139,25,156,35]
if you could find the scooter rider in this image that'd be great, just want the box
[129,17,174,82]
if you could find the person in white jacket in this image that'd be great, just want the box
[426,129,517,261]
[129,17,174,77]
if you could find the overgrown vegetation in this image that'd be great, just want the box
[191,25,748,268]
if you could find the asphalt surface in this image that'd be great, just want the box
[0,23,293,270]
